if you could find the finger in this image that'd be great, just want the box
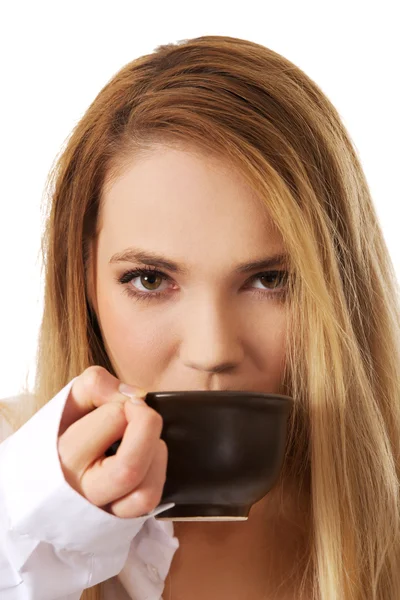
[58,401,128,492]
[107,439,168,519]
[112,402,163,471]
[59,365,146,435]
[80,406,164,506]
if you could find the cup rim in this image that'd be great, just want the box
[146,390,294,404]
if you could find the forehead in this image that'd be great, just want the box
[99,146,284,263]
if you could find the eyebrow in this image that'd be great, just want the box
[109,247,289,275]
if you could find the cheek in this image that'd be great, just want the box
[273,317,288,387]
[253,309,287,380]
[271,314,287,366]
[96,288,172,384]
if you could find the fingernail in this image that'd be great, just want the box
[119,383,146,403]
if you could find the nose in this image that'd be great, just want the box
[179,295,244,374]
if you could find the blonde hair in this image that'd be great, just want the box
[3,35,399,599]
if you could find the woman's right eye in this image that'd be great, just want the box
[116,267,174,301]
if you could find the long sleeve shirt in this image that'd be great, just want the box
[0,378,180,599]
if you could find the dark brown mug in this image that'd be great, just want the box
[105,390,293,521]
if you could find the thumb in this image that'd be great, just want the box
[59,366,146,436]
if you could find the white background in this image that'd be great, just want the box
[0,0,399,399]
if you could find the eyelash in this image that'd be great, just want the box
[116,266,289,303]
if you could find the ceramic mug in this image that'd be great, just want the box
[105,390,293,521]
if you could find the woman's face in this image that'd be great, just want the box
[90,144,289,394]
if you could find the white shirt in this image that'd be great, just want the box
[0,378,180,599]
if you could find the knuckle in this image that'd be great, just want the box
[113,461,143,488]
[81,365,107,391]
[133,489,162,515]
[106,401,126,423]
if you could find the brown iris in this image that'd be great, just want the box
[140,272,164,290]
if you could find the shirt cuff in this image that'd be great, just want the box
[0,377,174,565]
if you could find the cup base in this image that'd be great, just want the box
[155,503,251,521]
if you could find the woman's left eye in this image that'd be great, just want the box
[116,267,289,301]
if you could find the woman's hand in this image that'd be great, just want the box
[57,365,168,518]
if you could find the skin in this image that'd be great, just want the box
[88,144,310,598]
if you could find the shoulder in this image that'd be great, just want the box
[1,392,34,404]
[0,392,36,442]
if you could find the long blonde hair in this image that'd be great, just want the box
[3,35,399,599]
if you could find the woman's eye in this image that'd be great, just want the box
[136,272,163,291]
[125,269,169,292]
[250,270,288,290]
[117,267,289,301]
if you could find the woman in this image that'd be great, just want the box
[0,34,399,599]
